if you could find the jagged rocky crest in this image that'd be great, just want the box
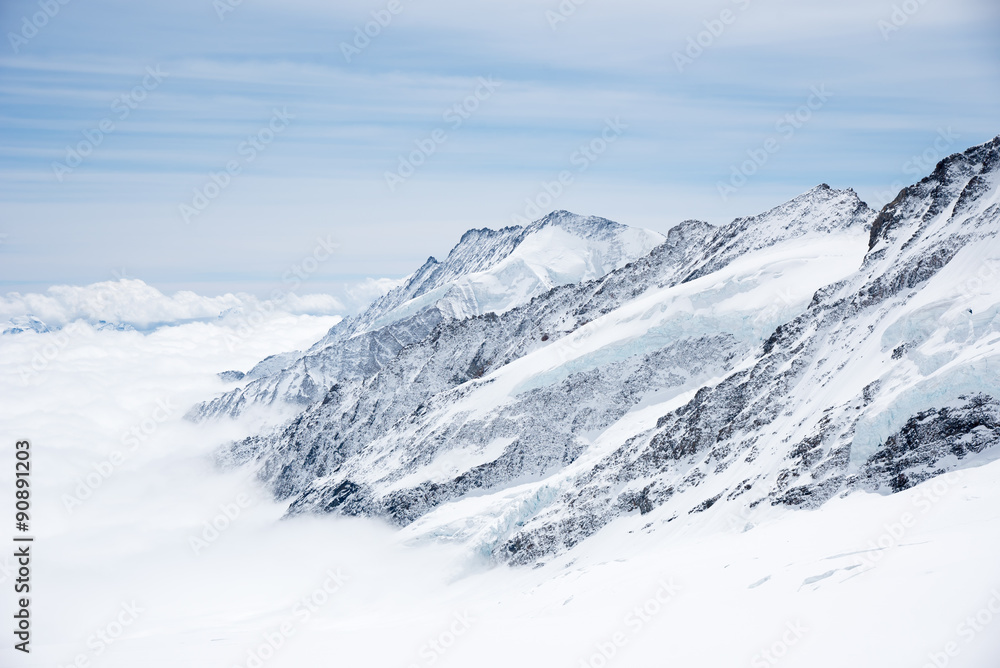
[190,211,664,419]
[200,137,1000,565]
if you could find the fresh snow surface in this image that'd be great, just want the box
[2,296,999,668]
[511,229,868,397]
[212,150,1000,568]
[354,211,665,336]
[5,150,1000,667]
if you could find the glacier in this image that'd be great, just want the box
[189,137,1000,570]
[5,137,1000,668]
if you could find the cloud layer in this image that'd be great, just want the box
[1,0,998,294]
[0,278,346,330]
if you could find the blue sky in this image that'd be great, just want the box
[1,0,998,304]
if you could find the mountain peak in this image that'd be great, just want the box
[680,185,874,283]
[337,211,665,338]
[197,136,1000,583]
[868,134,1000,251]
[747,184,873,232]
[527,210,625,239]
[800,182,856,201]
[2,315,52,335]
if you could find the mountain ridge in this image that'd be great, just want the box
[199,136,1000,565]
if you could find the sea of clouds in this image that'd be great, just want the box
[0,279,350,332]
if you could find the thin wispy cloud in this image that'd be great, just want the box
[0,0,997,297]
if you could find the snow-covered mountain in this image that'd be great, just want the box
[2,315,52,334]
[191,211,664,418]
[354,210,666,332]
[200,137,1000,565]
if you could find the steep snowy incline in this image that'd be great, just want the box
[349,210,666,335]
[494,136,1000,564]
[204,132,1000,567]
[190,212,663,420]
[683,184,874,281]
[215,184,879,550]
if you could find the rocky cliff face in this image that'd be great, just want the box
[190,211,664,420]
[201,137,1000,565]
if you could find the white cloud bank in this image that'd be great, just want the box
[1,319,999,667]
[0,279,347,331]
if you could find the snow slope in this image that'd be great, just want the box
[191,211,664,420]
[207,138,1000,568]
[1,321,998,667]
[3,137,1000,668]
[213,185,871,536]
